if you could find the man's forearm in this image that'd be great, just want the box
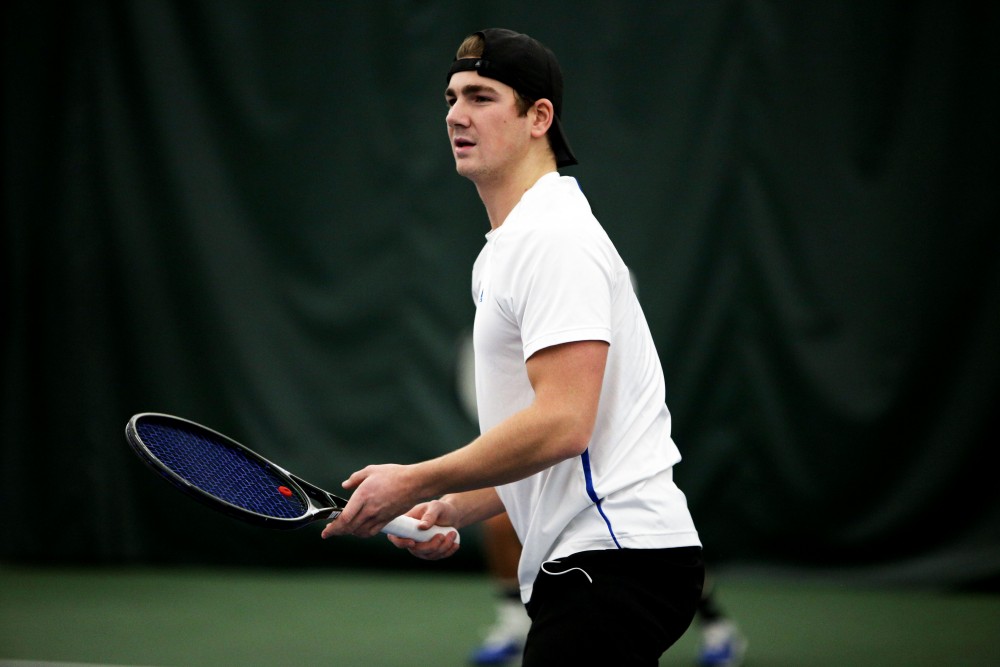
[440,487,506,529]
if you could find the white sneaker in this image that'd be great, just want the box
[468,598,531,665]
[697,619,747,666]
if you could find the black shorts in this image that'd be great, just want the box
[522,546,704,667]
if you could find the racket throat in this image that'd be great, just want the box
[289,473,349,521]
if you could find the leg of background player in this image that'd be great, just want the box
[469,513,531,665]
[695,573,747,666]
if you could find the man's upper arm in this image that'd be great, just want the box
[525,340,609,445]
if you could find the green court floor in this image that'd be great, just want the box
[1,565,997,666]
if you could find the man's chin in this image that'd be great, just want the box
[454,160,480,180]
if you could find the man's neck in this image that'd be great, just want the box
[475,158,557,230]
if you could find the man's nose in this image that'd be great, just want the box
[446,101,468,127]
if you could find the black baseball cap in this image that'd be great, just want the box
[447,28,578,168]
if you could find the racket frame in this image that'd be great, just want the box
[125,412,346,530]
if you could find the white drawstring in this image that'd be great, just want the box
[540,559,593,584]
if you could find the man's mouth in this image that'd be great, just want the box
[454,137,476,149]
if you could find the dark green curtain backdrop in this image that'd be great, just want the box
[4,2,998,586]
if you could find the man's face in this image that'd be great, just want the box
[445,71,533,182]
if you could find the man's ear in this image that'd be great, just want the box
[530,99,555,138]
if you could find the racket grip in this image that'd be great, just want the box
[382,515,460,544]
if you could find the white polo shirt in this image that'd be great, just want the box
[471,172,701,603]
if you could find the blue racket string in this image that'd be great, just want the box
[137,420,307,519]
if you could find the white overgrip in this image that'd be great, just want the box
[381,515,460,544]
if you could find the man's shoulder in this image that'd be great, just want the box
[517,176,595,228]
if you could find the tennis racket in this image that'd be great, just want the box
[125,412,458,543]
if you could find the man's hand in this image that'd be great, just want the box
[386,499,462,560]
[320,463,421,539]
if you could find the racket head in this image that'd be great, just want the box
[125,412,342,529]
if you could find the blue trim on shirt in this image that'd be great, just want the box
[580,449,622,549]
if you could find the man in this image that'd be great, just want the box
[322,28,704,665]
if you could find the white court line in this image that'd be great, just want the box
[0,661,155,667]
